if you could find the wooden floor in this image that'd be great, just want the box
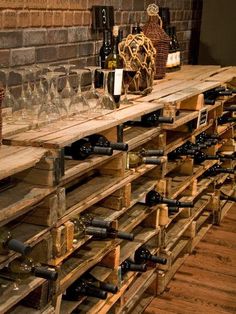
[145,206,236,314]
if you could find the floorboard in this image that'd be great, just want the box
[145,205,236,314]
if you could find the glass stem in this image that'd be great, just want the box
[104,72,109,94]
[77,73,82,95]
[91,70,96,92]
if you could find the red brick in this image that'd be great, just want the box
[17,10,30,28]
[0,1,24,9]
[0,50,10,67]
[83,11,90,26]
[42,10,53,27]
[2,10,17,28]
[30,10,43,27]
[73,11,83,26]
[63,11,74,26]
[25,0,47,10]
[69,0,86,10]
[47,0,69,10]
[53,11,63,27]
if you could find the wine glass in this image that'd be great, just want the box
[14,69,34,124]
[37,72,61,125]
[60,64,76,109]
[121,68,137,105]
[52,72,68,118]
[68,68,91,120]
[84,66,101,115]
[0,67,17,124]
[96,69,116,115]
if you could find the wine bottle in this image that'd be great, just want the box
[64,278,107,300]
[172,26,181,71]
[126,110,174,127]
[168,146,196,160]
[133,246,167,265]
[193,151,219,164]
[204,164,235,176]
[127,152,165,169]
[73,214,113,234]
[224,105,236,112]
[82,273,118,294]
[120,260,147,276]
[85,226,134,241]
[139,148,164,157]
[8,257,58,281]
[220,193,236,202]
[218,115,236,125]
[96,29,112,88]
[204,87,233,105]
[132,22,142,34]
[168,206,180,214]
[140,190,194,208]
[217,152,236,160]
[0,228,32,255]
[196,132,219,145]
[105,25,124,108]
[166,26,176,72]
[89,133,128,151]
[64,138,113,160]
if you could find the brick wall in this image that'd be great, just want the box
[0,0,202,86]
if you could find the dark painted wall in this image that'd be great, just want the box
[198,0,236,66]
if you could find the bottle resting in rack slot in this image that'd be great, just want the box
[8,257,58,281]
[88,133,128,151]
[224,105,236,112]
[120,260,147,276]
[127,152,166,169]
[204,87,235,105]
[131,246,167,265]
[220,193,236,202]
[204,164,235,176]
[63,278,108,301]
[0,227,32,255]
[217,152,236,160]
[193,151,219,164]
[82,273,118,294]
[105,25,124,108]
[140,190,194,208]
[64,137,113,160]
[73,215,134,241]
[126,110,174,127]
[217,115,236,125]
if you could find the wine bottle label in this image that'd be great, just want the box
[173,52,178,66]
[166,53,174,68]
[176,51,181,65]
[139,196,146,204]
[114,69,123,96]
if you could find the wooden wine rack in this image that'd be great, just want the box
[0,65,235,314]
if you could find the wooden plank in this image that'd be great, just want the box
[0,277,45,314]
[0,182,54,226]
[0,145,48,180]
[3,102,164,149]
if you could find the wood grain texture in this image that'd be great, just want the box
[145,205,236,314]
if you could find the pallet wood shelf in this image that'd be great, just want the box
[0,145,48,181]
[0,65,235,313]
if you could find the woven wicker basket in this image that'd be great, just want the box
[142,4,169,80]
[0,88,4,145]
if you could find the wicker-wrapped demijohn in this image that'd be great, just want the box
[119,31,156,95]
[142,3,170,79]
